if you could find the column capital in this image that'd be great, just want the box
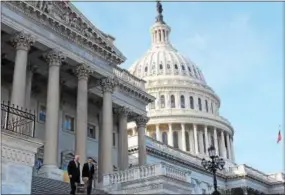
[43,50,66,66]
[76,64,92,80]
[114,106,132,116]
[99,77,119,93]
[11,31,35,51]
[135,115,149,128]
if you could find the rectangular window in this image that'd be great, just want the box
[39,105,46,122]
[64,115,74,131]
[113,132,116,146]
[87,124,96,139]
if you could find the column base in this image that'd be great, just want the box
[37,165,64,181]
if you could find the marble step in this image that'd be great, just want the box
[32,176,108,194]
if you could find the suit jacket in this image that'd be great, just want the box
[67,160,80,183]
[82,163,95,179]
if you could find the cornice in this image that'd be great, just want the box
[147,111,234,134]
[4,1,125,65]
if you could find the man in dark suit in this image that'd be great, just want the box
[67,155,80,195]
[82,157,95,195]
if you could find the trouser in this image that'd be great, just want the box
[87,179,93,195]
[70,179,76,195]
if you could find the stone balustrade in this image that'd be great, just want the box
[113,66,146,90]
[228,164,280,183]
[102,162,191,186]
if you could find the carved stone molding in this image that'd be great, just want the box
[76,63,92,80]
[135,115,149,128]
[114,106,132,117]
[4,1,125,65]
[99,77,119,93]
[10,31,35,51]
[2,145,35,166]
[43,50,66,66]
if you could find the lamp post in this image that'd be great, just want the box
[202,146,225,195]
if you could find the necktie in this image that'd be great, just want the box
[89,163,91,170]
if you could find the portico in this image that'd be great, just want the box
[1,0,154,183]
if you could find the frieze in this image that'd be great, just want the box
[4,1,125,65]
[2,145,35,166]
[113,106,132,116]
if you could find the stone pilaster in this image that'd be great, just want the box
[204,126,209,153]
[226,133,232,160]
[98,77,118,182]
[220,131,227,158]
[213,128,219,156]
[75,64,92,177]
[10,31,35,108]
[168,123,173,146]
[193,124,199,154]
[114,107,132,170]
[181,124,186,151]
[135,115,149,165]
[39,50,66,180]
[155,124,161,141]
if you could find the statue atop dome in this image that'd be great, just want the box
[156,1,163,14]
[156,1,165,24]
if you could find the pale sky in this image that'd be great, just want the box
[72,1,284,174]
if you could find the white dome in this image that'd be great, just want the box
[127,2,234,162]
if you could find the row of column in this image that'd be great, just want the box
[153,123,235,160]
[8,31,149,181]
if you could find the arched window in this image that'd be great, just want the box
[190,96,194,109]
[174,64,178,69]
[173,131,179,148]
[162,132,168,144]
[198,98,202,111]
[185,131,190,151]
[211,102,214,113]
[181,65,185,70]
[151,132,156,139]
[180,95,185,108]
[145,66,148,72]
[167,64,170,69]
[159,64,163,69]
[205,100,208,112]
[171,95,175,108]
[160,95,165,108]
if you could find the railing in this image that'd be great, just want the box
[1,101,35,137]
[113,66,146,90]
[102,162,191,186]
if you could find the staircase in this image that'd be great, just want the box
[31,176,108,194]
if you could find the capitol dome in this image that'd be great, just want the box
[128,1,235,163]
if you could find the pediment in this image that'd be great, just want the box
[26,1,126,65]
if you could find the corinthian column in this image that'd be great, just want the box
[193,124,199,154]
[226,133,232,160]
[39,50,65,180]
[115,107,131,170]
[135,115,149,165]
[220,131,227,158]
[213,127,219,155]
[98,77,118,182]
[168,123,173,146]
[75,64,91,171]
[10,31,35,108]
[181,123,186,151]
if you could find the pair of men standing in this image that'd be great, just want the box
[67,155,95,195]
